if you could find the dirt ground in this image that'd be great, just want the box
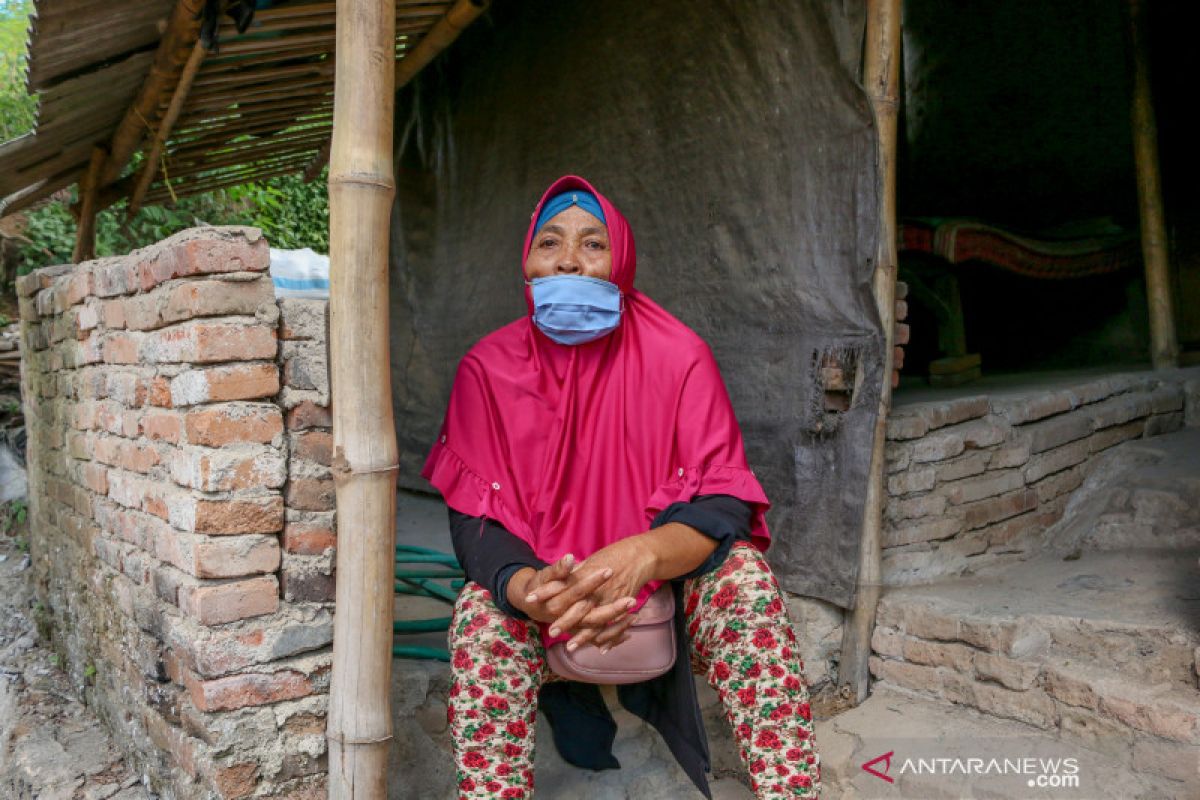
[0,532,149,800]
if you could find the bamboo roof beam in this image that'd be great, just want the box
[128,39,207,217]
[143,159,314,199]
[73,145,108,262]
[305,0,489,180]
[99,0,207,187]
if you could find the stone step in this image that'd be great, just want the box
[819,684,1195,798]
[874,547,1200,689]
[869,650,1200,771]
[868,547,1200,790]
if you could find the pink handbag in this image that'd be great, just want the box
[544,585,677,684]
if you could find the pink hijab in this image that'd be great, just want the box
[421,175,770,636]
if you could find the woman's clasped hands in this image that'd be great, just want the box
[505,535,659,655]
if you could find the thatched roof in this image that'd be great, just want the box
[0,0,482,218]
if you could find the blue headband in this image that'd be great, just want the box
[534,190,606,232]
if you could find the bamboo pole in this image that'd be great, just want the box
[1127,0,1178,369]
[72,146,107,262]
[128,40,207,217]
[305,0,489,179]
[838,0,901,706]
[326,0,397,794]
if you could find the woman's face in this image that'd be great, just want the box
[524,205,612,281]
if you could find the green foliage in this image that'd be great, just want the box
[0,0,35,141]
[2,498,26,535]
[224,170,330,252]
[12,167,330,276]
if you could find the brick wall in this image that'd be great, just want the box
[18,227,332,800]
[881,370,1200,585]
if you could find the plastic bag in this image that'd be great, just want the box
[269,247,329,298]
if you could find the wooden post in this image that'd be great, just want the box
[72,146,108,263]
[325,0,397,796]
[1127,0,1178,369]
[838,0,901,706]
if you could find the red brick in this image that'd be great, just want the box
[143,485,171,520]
[95,402,124,436]
[207,363,279,401]
[55,268,93,309]
[76,333,103,365]
[171,364,279,405]
[170,448,285,492]
[118,441,160,473]
[162,277,274,323]
[121,410,141,437]
[123,293,163,330]
[193,534,281,579]
[291,430,332,465]
[142,229,269,290]
[275,780,326,800]
[180,575,279,625]
[283,522,336,555]
[286,477,335,511]
[102,333,141,364]
[73,402,99,430]
[149,377,172,407]
[286,401,331,430]
[208,761,260,800]
[281,711,326,735]
[963,488,1038,530]
[185,404,283,447]
[143,706,198,779]
[74,302,100,335]
[101,298,127,329]
[67,431,94,460]
[143,410,183,443]
[106,372,147,407]
[148,323,277,364]
[281,568,335,603]
[194,496,285,535]
[187,668,312,713]
[82,462,109,495]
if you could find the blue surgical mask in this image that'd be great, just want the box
[526,274,623,345]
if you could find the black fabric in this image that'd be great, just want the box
[655,494,753,581]
[539,683,621,771]
[393,0,881,610]
[447,508,547,618]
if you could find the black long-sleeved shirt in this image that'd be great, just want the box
[447,493,753,617]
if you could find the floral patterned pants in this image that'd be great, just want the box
[447,542,821,799]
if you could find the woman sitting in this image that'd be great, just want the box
[421,175,821,799]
